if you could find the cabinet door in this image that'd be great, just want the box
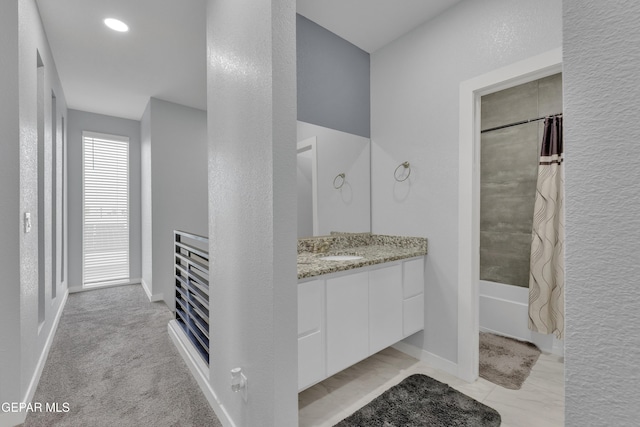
[326,271,369,376]
[369,264,403,354]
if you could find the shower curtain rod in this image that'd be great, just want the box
[481,112,562,134]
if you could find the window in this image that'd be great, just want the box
[83,131,129,285]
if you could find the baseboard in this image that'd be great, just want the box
[168,321,236,427]
[141,278,164,302]
[69,279,142,294]
[4,290,70,427]
[392,341,458,378]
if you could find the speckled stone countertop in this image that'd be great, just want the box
[297,233,427,280]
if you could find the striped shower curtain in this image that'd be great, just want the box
[529,116,565,339]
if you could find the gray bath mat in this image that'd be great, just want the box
[335,374,501,427]
[479,331,541,390]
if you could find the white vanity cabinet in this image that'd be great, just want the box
[402,257,425,336]
[297,279,325,391]
[298,256,425,391]
[326,271,369,376]
[368,264,403,354]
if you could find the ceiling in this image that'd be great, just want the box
[36,0,462,121]
[36,0,207,121]
[297,0,463,53]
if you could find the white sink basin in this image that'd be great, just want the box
[319,255,363,261]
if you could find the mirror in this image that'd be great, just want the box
[297,121,371,237]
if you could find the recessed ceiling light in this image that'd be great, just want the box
[104,18,129,32]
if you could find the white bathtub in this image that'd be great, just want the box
[479,280,564,356]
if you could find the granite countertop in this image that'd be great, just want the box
[297,233,427,280]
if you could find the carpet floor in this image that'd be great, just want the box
[24,284,222,427]
[335,374,501,427]
[479,332,542,390]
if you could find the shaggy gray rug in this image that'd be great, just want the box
[24,284,222,427]
[479,332,541,390]
[335,374,501,427]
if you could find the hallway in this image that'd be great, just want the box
[24,285,221,427]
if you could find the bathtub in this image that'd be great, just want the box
[479,279,564,356]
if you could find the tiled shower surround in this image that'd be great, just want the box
[480,73,563,287]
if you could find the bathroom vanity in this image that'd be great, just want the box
[297,234,427,391]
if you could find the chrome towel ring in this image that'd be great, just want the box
[333,173,346,189]
[394,162,411,182]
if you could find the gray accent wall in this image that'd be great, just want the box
[480,73,562,287]
[67,110,142,289]
[297,14,370,138]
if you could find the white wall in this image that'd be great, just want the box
[0,1,69,424]
[563,1,640,425]
[140,102,153,297]
[297,121,371,236]
[370,0,562,364]
[206,0,298,425]
[297,147,314,237]
[140,98,208,308]
[67,110,142,291]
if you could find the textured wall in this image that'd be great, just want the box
[18,0,69,403]
[480,74,562,287]
[0,0,22,409]
[207,0,297,424]
[371,0,562,363]
[0,0,69,421]
[564,1,640,425]
[67,109,142,289]
[297,14,370,138]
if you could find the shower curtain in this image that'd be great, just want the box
[529,116,564,339]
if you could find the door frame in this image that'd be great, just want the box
[457,48,563,382]
[297,137,319,236]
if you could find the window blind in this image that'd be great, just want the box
[83,131,129,285]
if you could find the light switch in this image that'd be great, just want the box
[24,212,31,233]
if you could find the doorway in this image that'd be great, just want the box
[457,48,562,382]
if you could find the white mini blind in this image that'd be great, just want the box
[83,131,129,285]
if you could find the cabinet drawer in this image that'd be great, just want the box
[403,293,424,337]
[403,258,424,298]
[298,279,323,336]
[298,331,323,391]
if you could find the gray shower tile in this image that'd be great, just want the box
[481,123,539,184]
[481,80,538,131]
[538,73,563,117]
[480,187,536,234]
[480,231,532,287]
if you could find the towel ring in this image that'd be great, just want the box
[333,173,346,189]
[394,162,411,182]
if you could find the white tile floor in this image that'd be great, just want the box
[298,347,564,427]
